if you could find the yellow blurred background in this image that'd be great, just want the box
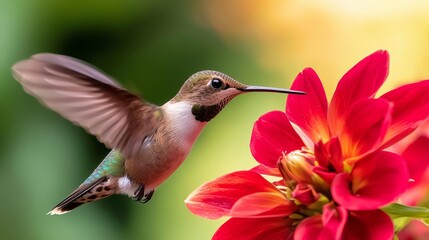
[1,1,429,239]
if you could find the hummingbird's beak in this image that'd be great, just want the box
[242,86,306,95]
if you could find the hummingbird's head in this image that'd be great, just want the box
[171,70,305,122]
[173,70,245,104]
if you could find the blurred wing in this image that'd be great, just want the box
[12,53,158,158]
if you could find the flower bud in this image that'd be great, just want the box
[278,149,315,183]
[279,149,330,193]
[292,183,319,205]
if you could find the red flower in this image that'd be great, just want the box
[186,51,429,239]
[253,51,416,210]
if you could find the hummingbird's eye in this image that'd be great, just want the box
[210,78,224,89]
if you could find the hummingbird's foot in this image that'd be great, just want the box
[133,185,145,202]
[142,190,155,203]
[132,185,155,203]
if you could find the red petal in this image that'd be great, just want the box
[286,68,330,143]
[332,151,409,210]
[313,167,336,185]
[398,220,429,240]
[294,215,334,240]
[250,111,304,168]
[322,203,348,239]
[329,50,389,134]
[212,217,295,240]
[339,99,393,160]
[185,171,281,219]
[401,136,429,205]
[342,210,394,240]
[402,136,429,186]
[401,182,429,206]
[230,192,296,218]
[380,80,429,148]
[314,137,343,172]
[250,164,281,177]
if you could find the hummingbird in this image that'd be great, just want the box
[12,53,305,215]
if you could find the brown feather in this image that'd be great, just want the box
[12,53,160,159]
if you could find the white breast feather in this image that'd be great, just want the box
[162,101,207,151]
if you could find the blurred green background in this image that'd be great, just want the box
[2,0,429,239]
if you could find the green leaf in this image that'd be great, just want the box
[383,203,429,233]
[383,203,429,219]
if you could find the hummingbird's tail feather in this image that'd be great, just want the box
[48,176,116,215]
